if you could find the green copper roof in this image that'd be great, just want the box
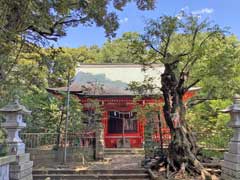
[73,64,163,95]
[47,64,200,96]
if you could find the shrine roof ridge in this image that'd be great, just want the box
[76,63,163,68]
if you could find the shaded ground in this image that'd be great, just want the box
[34,154,144,170]
[89,155,144,170]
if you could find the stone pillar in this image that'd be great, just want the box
[0,97,33,180]
[95,123,104,160]
[221,94,240,180]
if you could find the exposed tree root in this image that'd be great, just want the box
[144,127,215,179]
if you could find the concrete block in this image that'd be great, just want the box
[18,174,32,180]
[222,160,240,171]
[10,168,32,179]
[16,154,30,163]
[231,131,240,142]
[0,155,16,165]
[224,152,240,163]
[229,142,240,154]
[10,161,33,172]
[222,167,240,178]
[221,172,240,180]
[0,164,9,180]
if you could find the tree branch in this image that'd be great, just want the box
[148,43,165,57]
[163,30,174,58]
[3,38,25,81]
[184,79,200,92]
[25,15,89,41]
[199,30,221,48]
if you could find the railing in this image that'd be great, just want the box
[20,132,96,149]
[20,131,231,151]
[150,131,231,151]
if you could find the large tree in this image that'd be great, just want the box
[142,13,238,178]
[0,0,155,87]
[0,0,155,45]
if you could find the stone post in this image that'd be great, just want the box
[95,123,104,160]
[0,97,33,180]
[221,94,240,180]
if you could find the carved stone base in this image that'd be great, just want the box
[222,167,240,180]
[222,150,240,179]
[9,153,33,180]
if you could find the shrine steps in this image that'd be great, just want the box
[104,148,145,155]
[32,169,150,180]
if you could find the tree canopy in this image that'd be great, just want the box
[130,12,240,178]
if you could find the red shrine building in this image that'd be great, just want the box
[48,64,198,148]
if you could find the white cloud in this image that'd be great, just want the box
[176,6,189,19]
[192,8,214,15]
[120,17,129,24]
[176,7,214,20]
[181,6,189,12]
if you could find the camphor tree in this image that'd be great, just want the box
[0,0,155,45]
[0,0,155,89]
[142,12,233,178]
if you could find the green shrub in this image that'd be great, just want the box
[0,143,8,157]
[200,149,224,159]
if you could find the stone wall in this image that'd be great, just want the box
[0,156,16,180]
[27,147,95,167]
[0,163,9,180]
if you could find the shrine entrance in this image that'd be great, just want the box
[105,111,143,148]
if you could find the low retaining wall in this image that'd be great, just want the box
[0,155,16,180]
[27,147,95,167]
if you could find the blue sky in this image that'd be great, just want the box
[57,0,239,48]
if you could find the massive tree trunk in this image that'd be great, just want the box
[161,63,210,178]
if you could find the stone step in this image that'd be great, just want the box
[33,169,147,174]
[105,148,144,151]
[33,169,150,180]
[105,152,144,155]
[33,173,149,180]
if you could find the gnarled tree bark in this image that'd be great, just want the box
[161,62,211,179]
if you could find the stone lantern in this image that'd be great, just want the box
[0,97,33,180]
[0,97,31,155]
[221,94,240,180]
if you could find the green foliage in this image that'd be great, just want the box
[188,100,231,134]
[200,149,224,159]
[0,128,7,157]
[144,111,157,156]
[0,143,8,157]
[0,3,239,158]
[0,0,155,137]
[0,31,146,135]
[0,0,155,46]
[81,99,104,130]
[130,12,240,159]
[99,32,146,63]
[187,100,233,149]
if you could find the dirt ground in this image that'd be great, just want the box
[34,154,145,170]
[89,154,144,170]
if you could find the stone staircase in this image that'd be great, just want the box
[32,169,150,180]
[104,148,145,155]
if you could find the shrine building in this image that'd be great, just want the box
[47,64,198,148]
